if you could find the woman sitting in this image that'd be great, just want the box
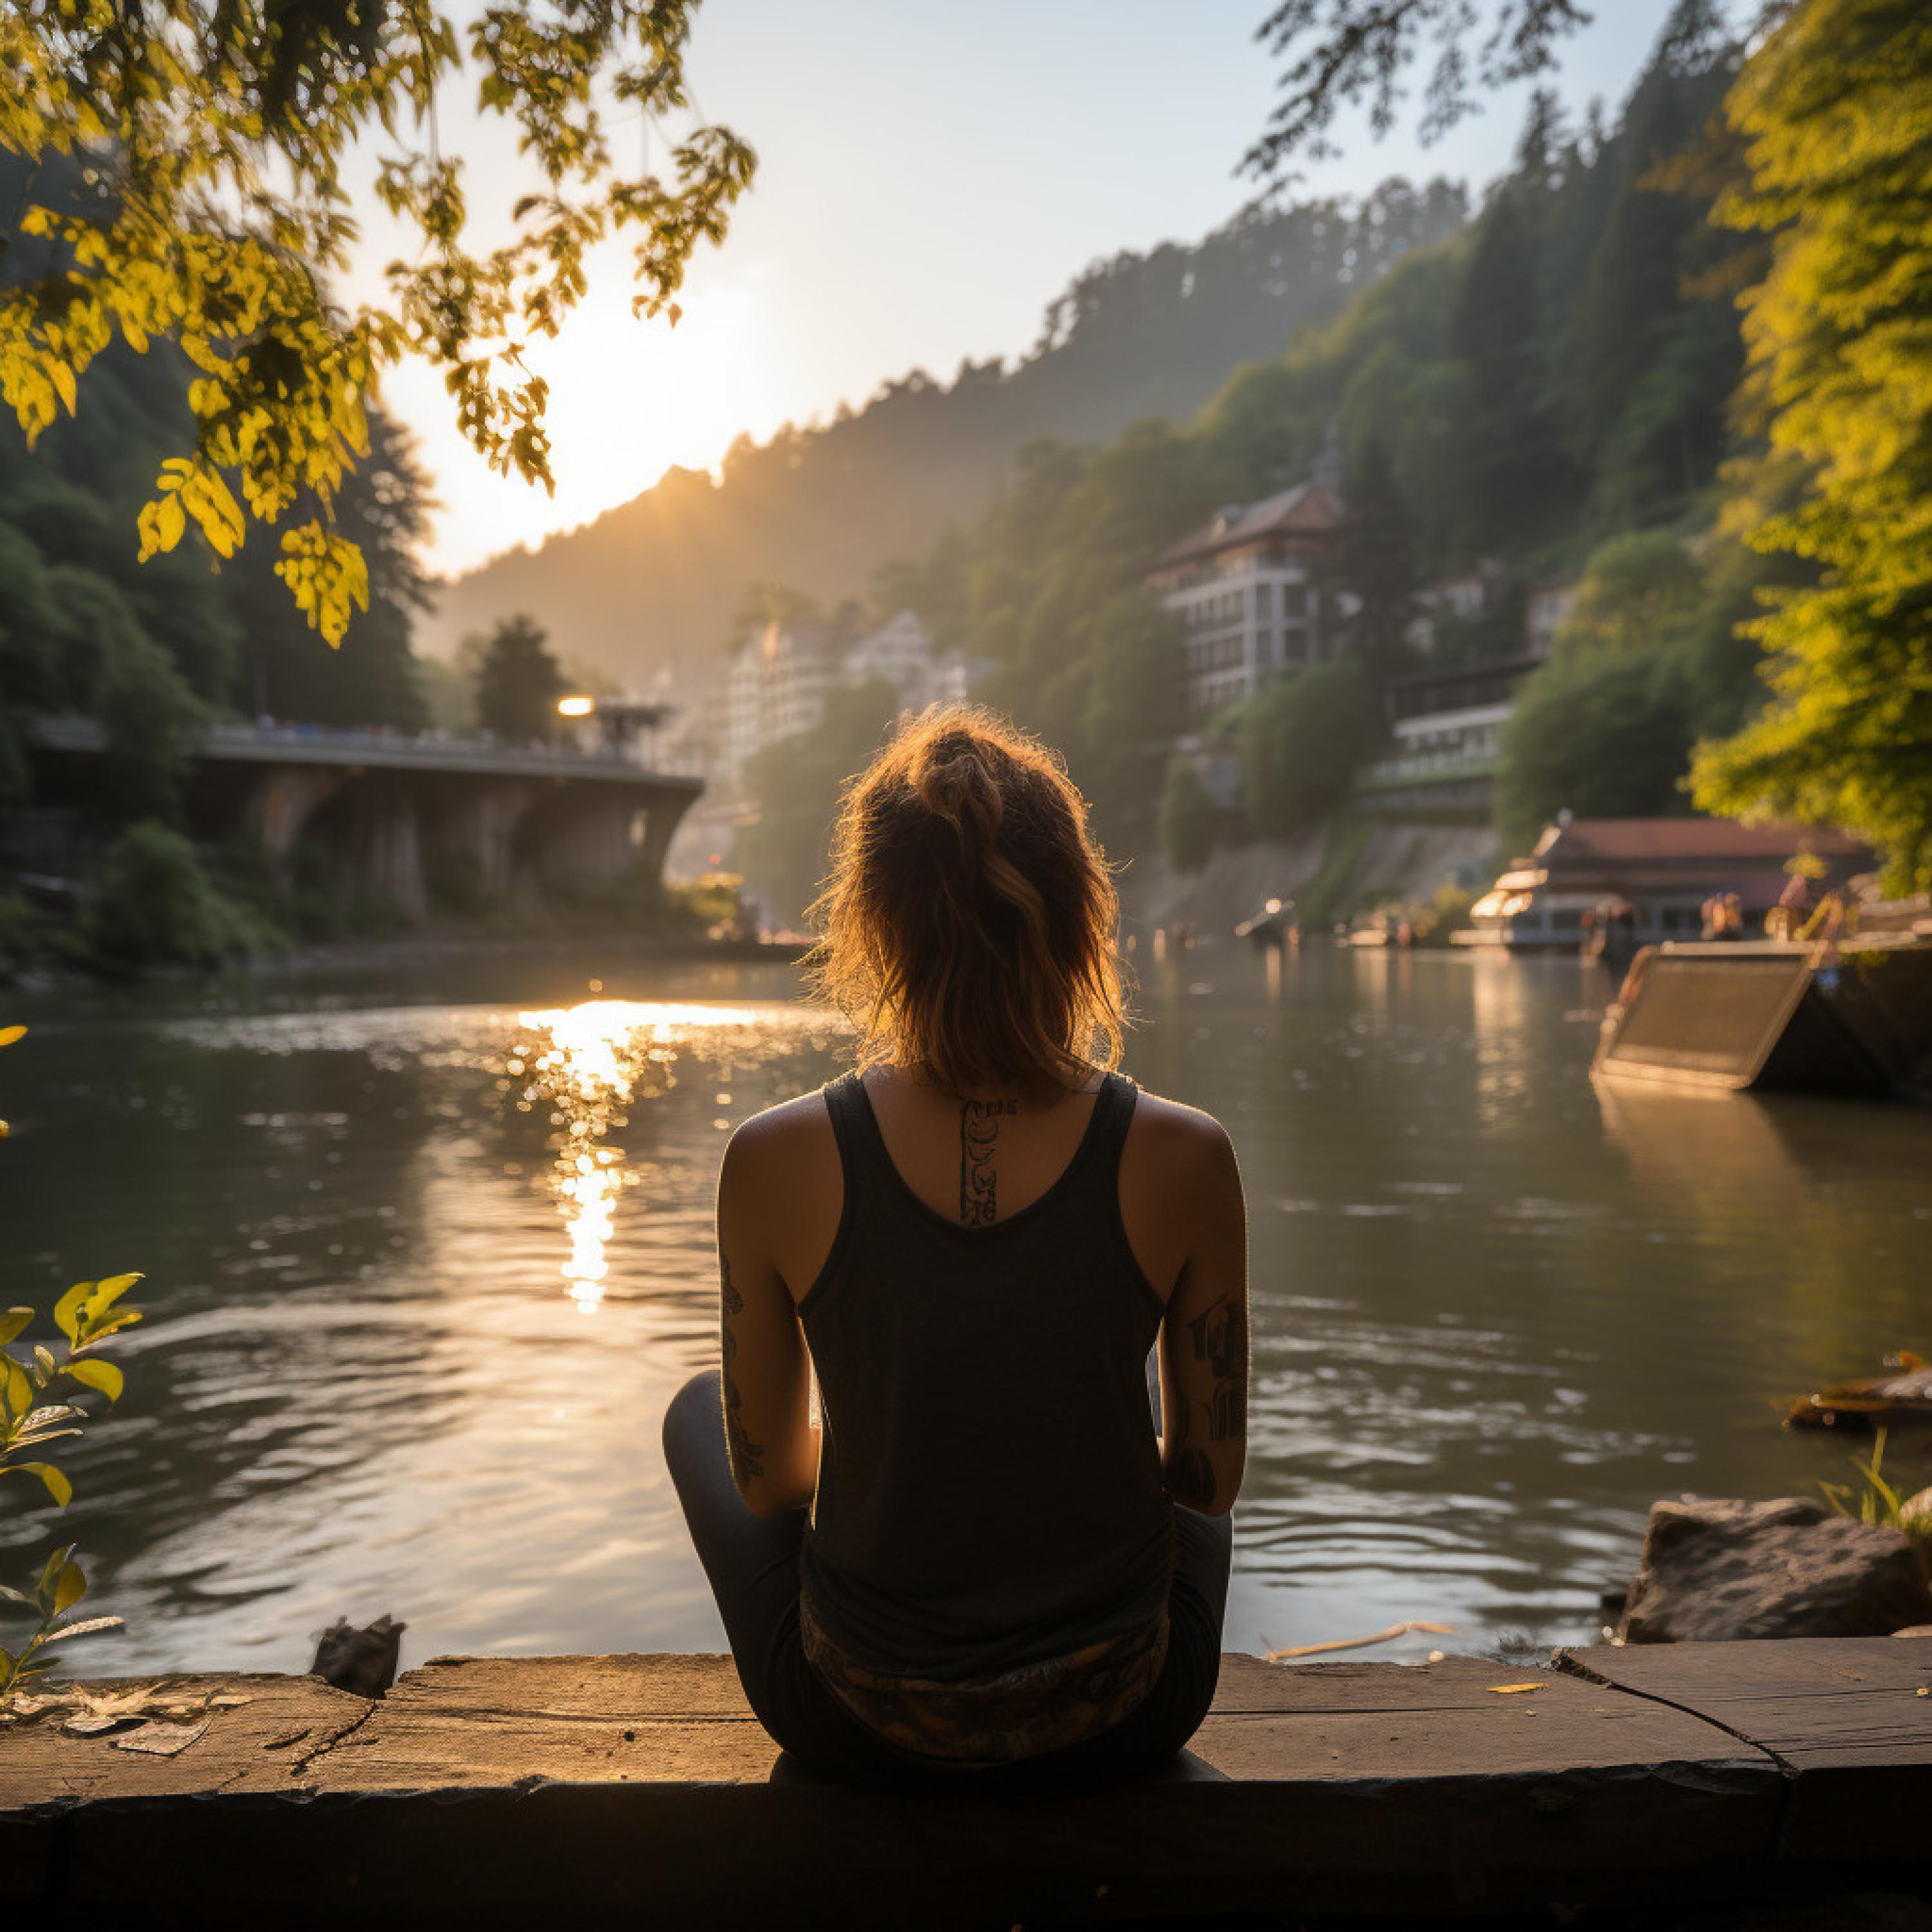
[663,705,1248,1783]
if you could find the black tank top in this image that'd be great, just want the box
[796,1070,1174,1761]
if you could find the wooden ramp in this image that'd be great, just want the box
[1592,938,1932,1098]
[1,1641,1927,1927]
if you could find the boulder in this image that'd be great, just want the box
[1618,1497,1932,1644]
[1900,1484,1932,1548]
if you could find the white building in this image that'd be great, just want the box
[1142,482,1347,717]
[722,621,838,780]
[1524,575,1578,659]
[718,609,984,782]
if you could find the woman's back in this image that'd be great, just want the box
[799,1069,1170,1676]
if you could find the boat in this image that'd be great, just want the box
[1591,933,1932,1101]
[1785,1351,1932,1432]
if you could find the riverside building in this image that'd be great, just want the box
[1142,480,1347,719]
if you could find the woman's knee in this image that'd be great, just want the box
[661,1368,723,1472]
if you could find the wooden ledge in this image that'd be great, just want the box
[2,1640,1927,1928]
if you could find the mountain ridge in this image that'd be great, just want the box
[419,178,1468,677]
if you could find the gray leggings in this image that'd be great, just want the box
[662,1369,1233,1786]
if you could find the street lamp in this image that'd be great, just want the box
[554,694,676,762]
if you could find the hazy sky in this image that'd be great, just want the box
[348,1,1681,578]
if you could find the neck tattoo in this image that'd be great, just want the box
[958,1097,1020,1226]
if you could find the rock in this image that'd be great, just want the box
[1618,1497,1932,1643]
[1900,1485,1932,1549]
[311,1613,405,1698]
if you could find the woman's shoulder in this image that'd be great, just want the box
[1119,1083,1240,1188]
[722,1087,840,1177]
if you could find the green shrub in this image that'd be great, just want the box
[85,822,252,967]
[1157,758,1219,873]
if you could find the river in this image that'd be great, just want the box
[3,944,1928,1675]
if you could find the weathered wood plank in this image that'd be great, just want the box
[0,1672,368,1811]
[1555,1635,1932,1858]
[0,1652,1794,1927]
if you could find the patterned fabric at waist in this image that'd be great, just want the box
[799,1589,1169,1766]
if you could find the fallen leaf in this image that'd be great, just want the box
[63,1714,145,1737]
[111,1719,209,1757]
[1917,1687,1928,1698]
[1488,1683,1544,1694]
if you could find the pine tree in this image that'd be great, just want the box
[473,617,565,746]
[1690,0,1932,891]
[1332,437,1420,684]
[1446,194,1573,549]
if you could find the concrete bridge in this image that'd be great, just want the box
[22,717,705,922]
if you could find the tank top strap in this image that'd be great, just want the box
[820,1069,887,1208]
[1081,1070,1139,1185]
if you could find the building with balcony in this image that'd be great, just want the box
[1143,481,1347,717]
[722,621,838,781]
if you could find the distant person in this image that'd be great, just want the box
[1771,870,1813,941]
[663,705,1247,1786]
[1716,891,1747,940]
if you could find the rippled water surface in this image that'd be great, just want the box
[5,946,1929,1672]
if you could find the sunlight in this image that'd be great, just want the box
[510,1000,822,1311]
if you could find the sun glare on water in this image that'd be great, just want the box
[506,999,834,1312]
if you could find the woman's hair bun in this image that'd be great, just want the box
[809,704,1126,1094]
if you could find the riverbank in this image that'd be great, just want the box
[1,917,807,994]
[4,1639,1927,1927]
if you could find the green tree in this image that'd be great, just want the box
[473,615,565,745]
[1238,658,1385,840]
[1330,435,1420,681]
[1496,649,1694,844]
[1,1,753,641]
[86,821,249,966]
[1690,0,1932,893]
[1556,531,1705,657]
[1158,757,1218,873]
[1448,193,1574,549]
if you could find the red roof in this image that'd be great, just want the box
[1151,483,1345,570]
[1534,818,1870,867]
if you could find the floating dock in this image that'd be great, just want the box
[1593,936,1932,1099]
[3,1639,1929,1926]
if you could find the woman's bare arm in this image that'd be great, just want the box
[1153,1117,1248,1516]
[715,1120,820,1517]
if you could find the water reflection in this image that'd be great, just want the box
[3,953,1927,1674]
[507,1001,830,1311]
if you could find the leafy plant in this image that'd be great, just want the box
[1817,1426,1913,1531]
[0,1023,143,1701]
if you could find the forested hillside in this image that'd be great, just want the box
[424,179,1467,672]
[734,3,1774,922]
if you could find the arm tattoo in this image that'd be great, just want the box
[958,1097,1019,1225]
[1188,1295,1248,1442]
[719,1253,764,1481]
[1165,1396,1219,1511]
[1164,1294,1247,1510]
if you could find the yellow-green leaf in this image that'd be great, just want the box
[52,1282,91,1347]
[0,1311,32,1347]
[4,1360,33,1418]
[5,1464,73,1508]
[62,1358,123,1403]
[53,1562,86,1616]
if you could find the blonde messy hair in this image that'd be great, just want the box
[807,705,1128,1094]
